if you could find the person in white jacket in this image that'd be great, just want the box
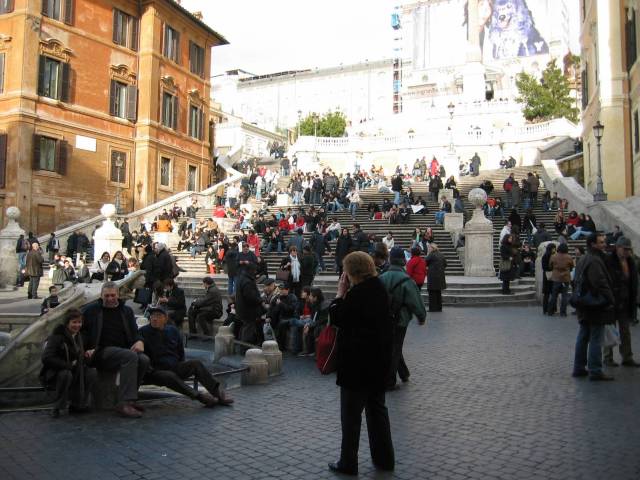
[382,232,395,250]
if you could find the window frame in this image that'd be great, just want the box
[187,164,198,191]
[159,156,172,188]
[161,91,178,130]
[0,52,4,95]
[109,150,127,184]
[188,103,204,140]
[38,55,71,102]
[42,0,73,25]
[0,0,14,14]
[109,80,137,121]
[32,134,67,175]
[189,41,205,78]
[112,8,139,51]
[0,132,6,188]
[163,24,180,64]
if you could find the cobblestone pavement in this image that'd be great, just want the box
[2,307,640,480]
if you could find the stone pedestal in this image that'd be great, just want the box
[0,207,25,290]
[464,188,495,277]
[241,348,269,385]
[214,325,235,360]
[262,340,283,376]
[93,205,124,259]
[276,194,290,206]
[444,213,464,233]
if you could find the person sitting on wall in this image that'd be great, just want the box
[140,305,233,406]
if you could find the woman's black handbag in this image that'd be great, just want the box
[570,268,609,309]
[134,287,152,305]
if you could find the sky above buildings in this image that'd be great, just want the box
[180,0,581,77]
[181,0,397,76]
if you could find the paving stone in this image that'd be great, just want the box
[2,307,640,479]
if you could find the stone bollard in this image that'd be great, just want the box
[262,340,283,376]
[214,325,235,360]
[241,348,269,385]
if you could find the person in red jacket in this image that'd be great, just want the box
[406,247,427,289]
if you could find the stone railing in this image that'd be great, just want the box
[291,118,579,155]
[35,146,246,254]
[0,271,146,389]
[540,159,640,248]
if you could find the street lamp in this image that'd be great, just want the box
[447,102,456,153]
[297,110,302,139]
[312,112,319,162]
[114,155,124,214]
[592,120,607,201]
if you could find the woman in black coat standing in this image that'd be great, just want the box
[499,234,516,294]
[40,309,97,417]
[425,244,447,312]
[541,243,556,313]
[328,252,394,476]
[334,228,353,276]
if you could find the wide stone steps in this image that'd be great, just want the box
[175,274,536,307]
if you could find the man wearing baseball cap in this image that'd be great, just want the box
[603,237,640,368]
[140,305,234,406]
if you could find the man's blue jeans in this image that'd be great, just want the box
[548,281,569,315]
[227,276,236,295]
[573,323,605,376]
[289,317,311,353]
[348,203,358,218]
[393,191,400,205]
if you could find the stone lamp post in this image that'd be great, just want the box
[0,207,26,290]
[93,204,124,260]
[463,188,495,277]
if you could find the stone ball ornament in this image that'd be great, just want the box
[5,206,20,220]
[468,188,488,208]
[100,204,117,219]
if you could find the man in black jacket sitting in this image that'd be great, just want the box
[266,282,298,351]
[158,278,186,328]
[187,277,223,337]
[141,306,233,406]
[81,282,149,418]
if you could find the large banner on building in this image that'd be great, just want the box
[476,0,549,60]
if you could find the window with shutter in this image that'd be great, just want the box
[113,9,139,51]
[109,80,127,118]
[63,0,73,25]
[162,92,174,128]
[0,53,4,94]
[35,136,56,172]
[189,41,205,77]
[0,133,6,188]
[56,140,68,175]
[164,25,180,63]
[42,0,61,21]
[60,62,71,103]
[38,56,64,100]
[0,0,14,14]
[126,85,137,121]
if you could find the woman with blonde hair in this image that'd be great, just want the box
[328,252,395,475]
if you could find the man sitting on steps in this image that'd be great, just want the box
[141,305,233,406]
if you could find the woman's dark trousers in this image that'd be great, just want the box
[339,387,395,471]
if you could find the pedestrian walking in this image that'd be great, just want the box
[26,242,44,299]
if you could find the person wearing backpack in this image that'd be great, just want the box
[46,233,60,263]
[380,248,427,391]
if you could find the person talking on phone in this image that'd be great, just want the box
[327,252,395,475]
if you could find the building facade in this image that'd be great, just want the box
[212,60,395,134]
[0,0,226,233]
[580,0,639,200]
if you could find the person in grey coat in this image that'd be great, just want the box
[25,242,44,299]
[425,244,447,312]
